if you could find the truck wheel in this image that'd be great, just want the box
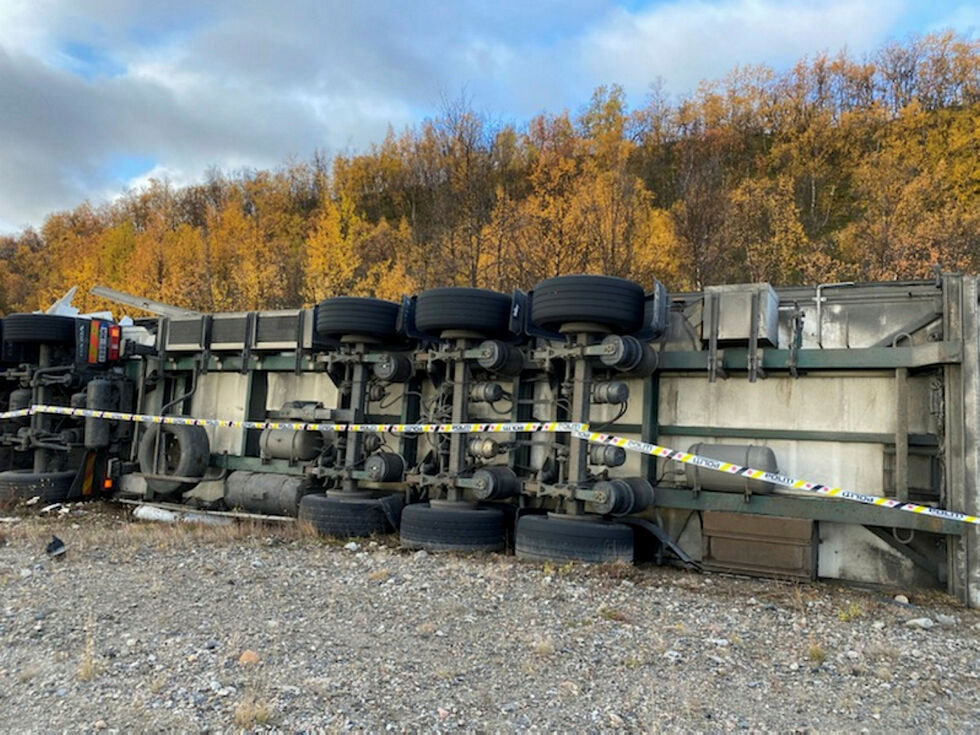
[413,288,513,338]
[3,314,77,345]
[315,297,401,341]
[298,492,404,537]
[399,502,506,552]
[138,424,210,495]
[530,275,645,334]
[515,514,634,563]
[0,469,77,504]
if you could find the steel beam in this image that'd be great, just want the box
[209,453,308,476]
[654,487,965,535]
[657,425,939,447]
[943,275,980,606]
[658,342,961,372]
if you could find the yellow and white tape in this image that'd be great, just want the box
[11,404,579,436]
[571,427,980,528]
[6,404,977,527]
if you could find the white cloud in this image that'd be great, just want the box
[581,0,907,97]
[929,3,980,34]
[0,0,970,233]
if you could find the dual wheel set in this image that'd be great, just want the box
[297,273,656,565]
[298,492,636,564]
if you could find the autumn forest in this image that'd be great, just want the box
[1,32,977,315]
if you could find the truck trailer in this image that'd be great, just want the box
[0,273,977,607]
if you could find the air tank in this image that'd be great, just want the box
[84,379,114,449]
[259,428,323,461]
[684,444,778,494]
[224,471,318,517]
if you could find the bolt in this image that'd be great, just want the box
[605,345,615,353]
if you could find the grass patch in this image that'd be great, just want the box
[77,627,99,682]
[807,642,827,664]
[1,506,313,554]
[837,601,864,622]
[233,693,274,728]
[532,637,555,656]
[598,604,630,623]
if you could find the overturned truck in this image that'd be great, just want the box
[1,274,978,607]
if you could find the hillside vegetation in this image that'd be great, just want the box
[0,32,977,314]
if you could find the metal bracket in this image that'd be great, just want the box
[294,309,307,376]
[239,312,257,375]
[787,303,804,378]
[706,293,726,383]
[199,315,213,375]
[865,525,945,582]
[748,291,766,383]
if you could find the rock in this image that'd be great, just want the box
[935,613,957,627]
[905,617,935,630]
[413,550,429,560]
[894,594,910,604]
[93,720,107,730]
[238,649,260,666]
[343,542,360,551]
[437,707,450,721]
[609,713,625,727]
[663,650,683,663]
[706,637,730,647]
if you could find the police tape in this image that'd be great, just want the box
[9,404,979,527]
[15,404,582,436]
[0,408,33,420]
[571,427,980,527]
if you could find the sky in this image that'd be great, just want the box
[0,0,976,235]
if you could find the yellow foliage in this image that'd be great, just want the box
[0,33,976,313]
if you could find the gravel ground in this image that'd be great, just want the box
[0,504,978,732]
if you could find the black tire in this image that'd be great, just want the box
[3,314,77,344]
[400,502,506,552]
[298,492,404,537]
[315,297,400,340]
[414,288,513,338]
[0,469,77,504]
[138,424,210,495]
[515,514,634,563]
[531,275,645,334]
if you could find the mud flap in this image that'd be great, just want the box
[377,492,405,531]
[622,517,702,570]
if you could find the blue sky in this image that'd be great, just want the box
[0,0,976,234]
